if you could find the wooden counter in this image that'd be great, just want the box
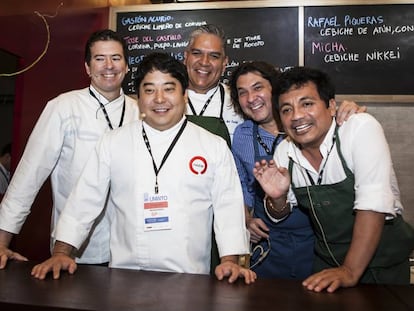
[1,261,412,311]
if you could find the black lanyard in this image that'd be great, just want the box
[187,84,225,118]
[256,132,278,156]
[306,134,337,185]
[253,123,285,156]
[89,88,125,130]
[142,119,188,194]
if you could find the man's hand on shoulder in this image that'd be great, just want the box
[336,100,367,125]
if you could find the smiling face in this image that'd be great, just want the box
[84,40,128,101]
[236,71,274,126]
[137,70,186,131]
[278,82,336,150]
[184,33,228,94]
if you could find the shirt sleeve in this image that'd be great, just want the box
[53,134,111,249]
[0,99,65,233]
[343,114,396,216]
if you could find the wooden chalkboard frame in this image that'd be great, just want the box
[110,0,414,102]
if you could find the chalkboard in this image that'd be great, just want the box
[112,3,299,95]
[112,1,414,97]
[304,4,414,95]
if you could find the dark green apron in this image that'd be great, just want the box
[289,126,414,284]
[186,115,231,148]
[186,84,231,148]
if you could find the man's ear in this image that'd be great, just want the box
[329,99,337,117]
[221,56,229,75]
[85,62,91,77]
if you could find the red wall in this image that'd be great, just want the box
[0,8,109,260]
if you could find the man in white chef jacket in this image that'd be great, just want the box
[31,52,256,285]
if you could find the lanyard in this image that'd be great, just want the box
[187,84,224,118]
[89,88,125,130]
[306,134,337,185]
[256,132,278,156]
[253,123,285,156]
[142,119,188,194]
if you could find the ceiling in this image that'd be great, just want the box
[0,0,238,16]
[0,0,155,16]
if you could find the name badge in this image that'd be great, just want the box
[143,193,171,231]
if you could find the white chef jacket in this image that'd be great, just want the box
[274,114,403,219]
[0,86,139,263]
[186,83,244,141]
[55,117,249,274]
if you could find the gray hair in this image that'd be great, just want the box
[187,24,227,55]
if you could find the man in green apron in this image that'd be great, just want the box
[253,66,414,292]
[184,24,243,143]
[184,24,241,273]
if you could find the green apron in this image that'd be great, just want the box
[186,83,231,148]
[186,115,231,148]
[289,126,414,284]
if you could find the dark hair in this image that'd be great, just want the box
[274,66,335,109]
[135,52,188,98]
[84,29,128,65]
[1,143,11,156]
[186,24,227,56]
[229,61,281,119]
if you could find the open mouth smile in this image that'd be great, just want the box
[294,123,312,134]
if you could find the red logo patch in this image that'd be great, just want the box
[189,156,207,175]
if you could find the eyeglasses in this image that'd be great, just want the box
[250,238,271,269]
